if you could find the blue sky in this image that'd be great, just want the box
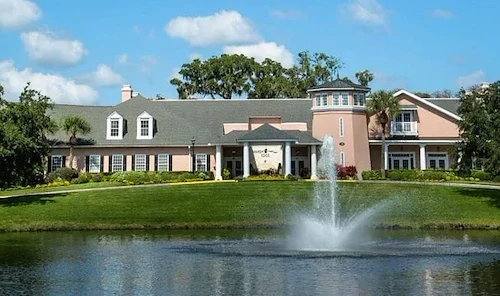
[0,0,498,105]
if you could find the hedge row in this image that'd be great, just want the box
[362,169,500,182]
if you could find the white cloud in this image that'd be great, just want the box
[431,9,453,19]
[117,53,129,65]
[80,64,124,86]
[0,0,41,29]
[456,70,486,88]
[271,9,303,20]
[0,60,98,105]
[223,42,294,68]
[20,31,87,66]
[165,10,261,46]
[346,0,388,25]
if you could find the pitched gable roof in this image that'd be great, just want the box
[237,123,298,142]
[48,99,314,147]
[393,90,461,120]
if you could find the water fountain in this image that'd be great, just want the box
[288,134,388,251]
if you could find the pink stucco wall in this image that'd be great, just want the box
[368,94,460,139]
[51,146,216,172]
[312,110,371,175]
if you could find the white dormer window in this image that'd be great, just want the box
[136,111,153,140]
[106,112,123,140]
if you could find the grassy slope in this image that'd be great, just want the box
[0,181,499,232]
[0,182,124,197]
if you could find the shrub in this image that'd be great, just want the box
[222,168,232,180]
[71,174,89,184]
[286,174,299,181]
[47,167,79,182]
[386,170,420,181]
[336,165,357,180]
[471,170,493,181]
[362,170,383,180]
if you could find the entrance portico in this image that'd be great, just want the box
[369,139,460,170]
[215,123,321,179]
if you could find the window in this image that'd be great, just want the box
[354,93,366,106]
[107,112,123,140]
[341,93,349,105]
[157,154,170,171]
[196,154,207,171]
[339,117,344,137]
[332,92,349,106]
[332,92,340,105]
[427,153,448,169]
[110,120,119,136]
[89,155,101,173]
[51,155,63,171]
[339,152,345,166]
[135,154,147,171]
[388,153,415,170]
[314,93,327,107]
[136,111,153,139]
[392,111,416,134]
[112,154,124,172]
[140,120,149,137]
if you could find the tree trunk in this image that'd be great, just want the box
[68,145,74,169]
[380,124,386,179]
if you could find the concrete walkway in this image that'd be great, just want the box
[1,179,498,199]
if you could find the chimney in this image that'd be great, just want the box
[121,84,133,102]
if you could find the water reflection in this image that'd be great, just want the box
[0,230,499,295]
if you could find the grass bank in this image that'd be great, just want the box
[1,181,500,232]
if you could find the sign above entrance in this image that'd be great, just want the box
[251,144,283,171]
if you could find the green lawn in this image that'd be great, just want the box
[0,181,499,232]
[0,182,124,197]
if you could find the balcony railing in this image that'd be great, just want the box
[391,121,418,135]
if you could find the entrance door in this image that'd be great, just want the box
[291,158,306,176]
[225,159,242,178]
[389,153,414,170]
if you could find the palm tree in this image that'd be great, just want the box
[366,90,400,178]
[61,115,91,169]
[355,70,374,86]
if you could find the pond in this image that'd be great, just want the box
[1,229,500,295]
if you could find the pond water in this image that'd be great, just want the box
[1,229,500,295]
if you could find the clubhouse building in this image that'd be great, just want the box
[47,79,463,179]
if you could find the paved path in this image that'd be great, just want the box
[1,179,498,199]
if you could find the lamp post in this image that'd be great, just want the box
[191,136,196,173]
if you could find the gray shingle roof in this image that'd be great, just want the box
[308,78,370,91]
[48,97,314,147]
[426,98,460,115]
[237,123,298,142]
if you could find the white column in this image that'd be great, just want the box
[384,144,389,170]
[215,145,222,180]
[284,141,292,176]
[310,145,318,180]
[420,144,426,170]
[243,142,250,178]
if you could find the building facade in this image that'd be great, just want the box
[47,79,462,179]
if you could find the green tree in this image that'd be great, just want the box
[169,51,343,99]
[248,58,289,98]
[456,81,500,176]
[366,90,401,178]
[355,70,374,86]
[60,115,91,169]
[0,83,57,188]
[170,54,256,99]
